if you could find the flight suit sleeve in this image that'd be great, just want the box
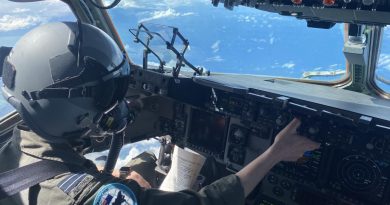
[83,174,245,205]
[139,174,245,205]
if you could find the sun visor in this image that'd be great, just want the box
[49,52,78,83]
[0,47,12,77]
[2,58,16,89]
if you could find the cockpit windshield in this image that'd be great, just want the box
[108,0,347,82]
[375,26,390,93]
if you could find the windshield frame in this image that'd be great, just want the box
[368,26,390,99]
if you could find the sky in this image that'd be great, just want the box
[0,1,389,159]
[109,0,347,79]
[0,1,388,83]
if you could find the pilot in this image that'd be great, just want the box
[0,22,319,205]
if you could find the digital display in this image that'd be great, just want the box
[257,194,285,205]
[188,109,227,153]
[294,188,335,205]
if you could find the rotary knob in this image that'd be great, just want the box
[276,115,287,126]
[259,107,269,117]
[308,125,320,135]
[362,0,374,6]
[232,129,245,144]
[228,146,245,165]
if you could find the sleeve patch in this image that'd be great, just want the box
[58,173,87,194]
[93,183,137,205]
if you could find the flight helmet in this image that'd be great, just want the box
[1,22,130,139]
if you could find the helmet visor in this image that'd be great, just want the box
[35,53,131,110]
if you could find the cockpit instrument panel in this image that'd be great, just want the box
[130,66,390,205]
[187,109,228,157]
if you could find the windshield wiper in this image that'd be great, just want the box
[129,23,208,78]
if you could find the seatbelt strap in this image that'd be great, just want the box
[0,160,75,200]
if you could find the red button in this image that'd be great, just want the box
[323,0,336,6]
[291,0,303,4]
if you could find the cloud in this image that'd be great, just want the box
[268,33,275,45]
[12,8,30,13]
[271,62,280,69]
[211,40,220,53]
[237,15,257,23]
[0,15,39,31]
[147,61,163,67]
[139,8,194,23]
[269,37,275,45]
[84,138,161,169]
[0,0,74,32]
[282,62,295,69]
[251,38,267,43]
[115,146,142,169]
[255,67,265,71]
[115,139,161,169]
[124,44,130,50]
[117,0,208,9]
[182,12,195,16]
[206,55,224,62]
[329,64,340,69]
[140,8,180,22]
[235,12,289,30]
[378,53,390,71]
[113,0,143,8]
[269,16,283,20]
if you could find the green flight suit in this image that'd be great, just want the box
[124,151,159,188]
[0,127,245,205]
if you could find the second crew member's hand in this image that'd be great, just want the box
[269,118,320,162]
[126,171,152,189]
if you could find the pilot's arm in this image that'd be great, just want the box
[237,118,320,197]
[83,118,318,205]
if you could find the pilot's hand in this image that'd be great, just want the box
[126,171,152,189]
[270,118,320,162]
[237,118,320,197]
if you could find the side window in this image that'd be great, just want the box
[375,26,390,93]
[85,139,161,169]
[0,0,75,119]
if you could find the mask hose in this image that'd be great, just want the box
[101,101,131,174]
[104,131,124,174]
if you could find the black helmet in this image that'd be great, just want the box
[1,22,130,138]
